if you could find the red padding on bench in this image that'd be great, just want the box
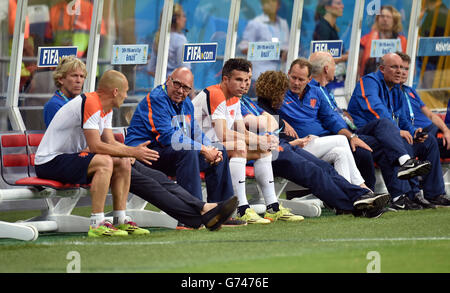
[2,154,29,167]
[14,176,89,189]
[27,133,44,147]
[1,134,27,147]
[246,166,255,178]
[114,133,125,143]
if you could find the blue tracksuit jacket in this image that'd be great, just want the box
[279,84,347,137]
[400,85,432,129]
[348,70,416,135]
[125,84,211,150]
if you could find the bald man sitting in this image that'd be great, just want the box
[125,67,238,225]
[35,70,157,237]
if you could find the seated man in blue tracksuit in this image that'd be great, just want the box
[395,51,450,207]
[308,51,433,210]
[348,52,448,208]
[279,58,377,191]
[125,67,234,204]
[241,70,390,218]
[396,51,450,160]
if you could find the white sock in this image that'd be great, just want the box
[253,154,278,206]
[90,212,104,228]
[398,154,411,166]
[113,210,127,225]
[229,157,248,207]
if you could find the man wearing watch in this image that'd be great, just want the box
[308,51,432,210]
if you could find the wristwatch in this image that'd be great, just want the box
[350,133,358,140]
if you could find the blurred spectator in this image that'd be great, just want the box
[8,0,34,91]
[238,0,289,94]
[313,0,348,85]
[45,0,105,58]
[359,5,407,77]
[147,3,190,78]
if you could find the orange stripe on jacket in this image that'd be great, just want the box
[83,92,110,125]
[146,92,161,143]
[359,78,380,119]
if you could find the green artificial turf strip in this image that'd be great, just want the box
[0,207,449,273]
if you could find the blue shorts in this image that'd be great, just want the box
[35,152,95,184]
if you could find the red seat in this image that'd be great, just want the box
[27,133,44,148]
[1,134,27,148]
[0,131,89,190]
[15,177,81,189]
[114,132,125,143]
[1,133,29,185]
[246,166,255,178]
[170,166,255,182]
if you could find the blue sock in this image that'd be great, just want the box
[266,202,280,212]
[238,205,250,217]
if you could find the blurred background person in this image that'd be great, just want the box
[313,0,348,90]
[359,5,407,77]
[147,3,190,79]
[238,0,289,96]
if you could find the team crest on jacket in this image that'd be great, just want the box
[229,109,235,118]
[310,98,317,108]
[408,92,415,99]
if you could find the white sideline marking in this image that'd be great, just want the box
[29,236,450,246]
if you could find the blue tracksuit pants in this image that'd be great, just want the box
[356,118,444,199]
[272,140,369,211]
[144,143,234,203]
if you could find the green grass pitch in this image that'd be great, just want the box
[0,205,449,273]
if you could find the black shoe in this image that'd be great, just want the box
[412,193,436,209]
[221,217,247,227]
[388,195,423,211]
[362,207,388,218]
[353,192,390,210]
[397,158,432,180]
[351,206,387,218]
[202,196,238,231]
[428,194,450,207]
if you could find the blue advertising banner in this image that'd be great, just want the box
[183,43,218,63]
[310,40,343,58]
[37,46,78,67]
[417,37,450,57]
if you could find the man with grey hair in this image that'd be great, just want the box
[43,55,87,127]
[309,51,430,209]
[347,52,438,210]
